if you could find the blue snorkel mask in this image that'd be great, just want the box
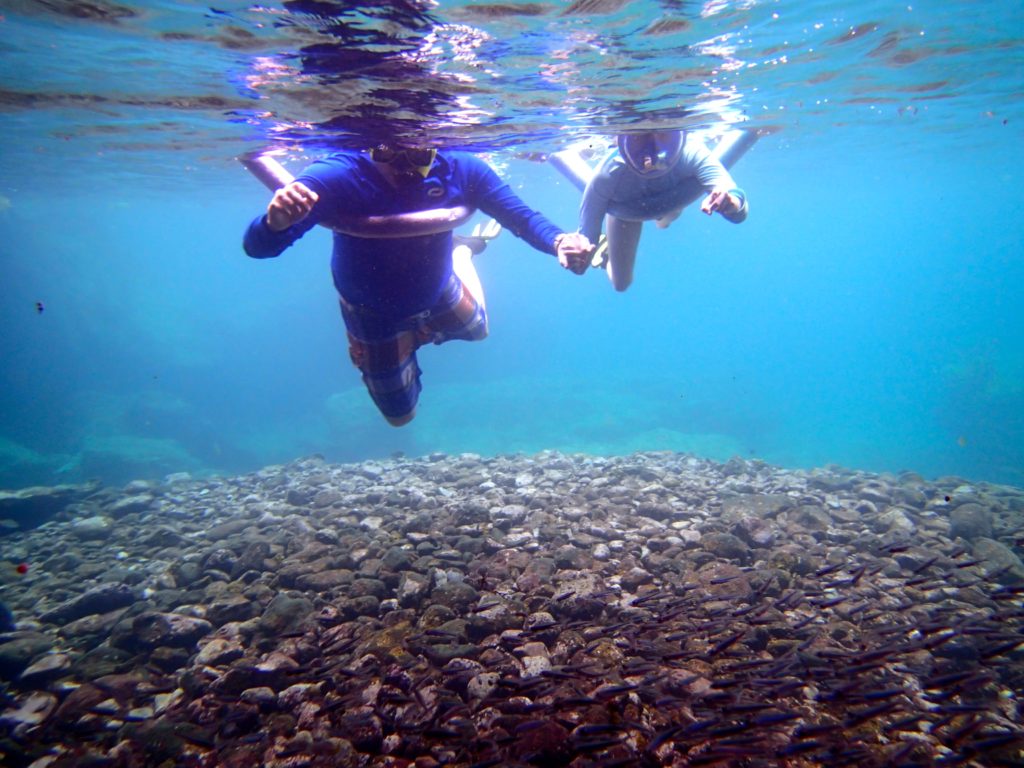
[617,130,684,177]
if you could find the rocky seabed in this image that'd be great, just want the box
[1,451,1023,767]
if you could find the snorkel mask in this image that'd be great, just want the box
[369,145,437,179]
[617,130,684,177]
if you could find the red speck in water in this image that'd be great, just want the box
[15,563,28,575]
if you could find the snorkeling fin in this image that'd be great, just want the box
[590,234,609,269]
[454,218,502,256]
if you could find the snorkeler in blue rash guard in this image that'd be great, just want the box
[243,146,591,427]
[576,130,748,292]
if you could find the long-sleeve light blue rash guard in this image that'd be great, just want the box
[578,136,748,244]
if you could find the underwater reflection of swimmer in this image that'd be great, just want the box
[249,1,493,141]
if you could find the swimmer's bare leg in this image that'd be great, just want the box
[453,244,486,311]
[452,218,500,311]
[605,215,643,292]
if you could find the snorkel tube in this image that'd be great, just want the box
[239,152,475,238]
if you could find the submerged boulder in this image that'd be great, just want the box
[0,482,99,534]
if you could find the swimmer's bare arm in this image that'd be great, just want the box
[266,181,320,232]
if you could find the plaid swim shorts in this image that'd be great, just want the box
[339,274,488,421]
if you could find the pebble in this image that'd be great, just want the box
[0,450,1020,766]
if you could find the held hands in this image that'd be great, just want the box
[266,181,319,232]
[700,187,740,216]
[555,232,593,275]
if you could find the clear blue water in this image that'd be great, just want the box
[1,0,1022,488]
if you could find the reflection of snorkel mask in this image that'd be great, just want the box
[617,131,684,177]
[370,145,437,178]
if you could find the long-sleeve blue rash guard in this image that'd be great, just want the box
[578,137,747,245]
[244,151,563,319]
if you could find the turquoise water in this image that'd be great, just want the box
[1,0,1022,487]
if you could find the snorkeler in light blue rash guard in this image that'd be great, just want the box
[577,130,748,292]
